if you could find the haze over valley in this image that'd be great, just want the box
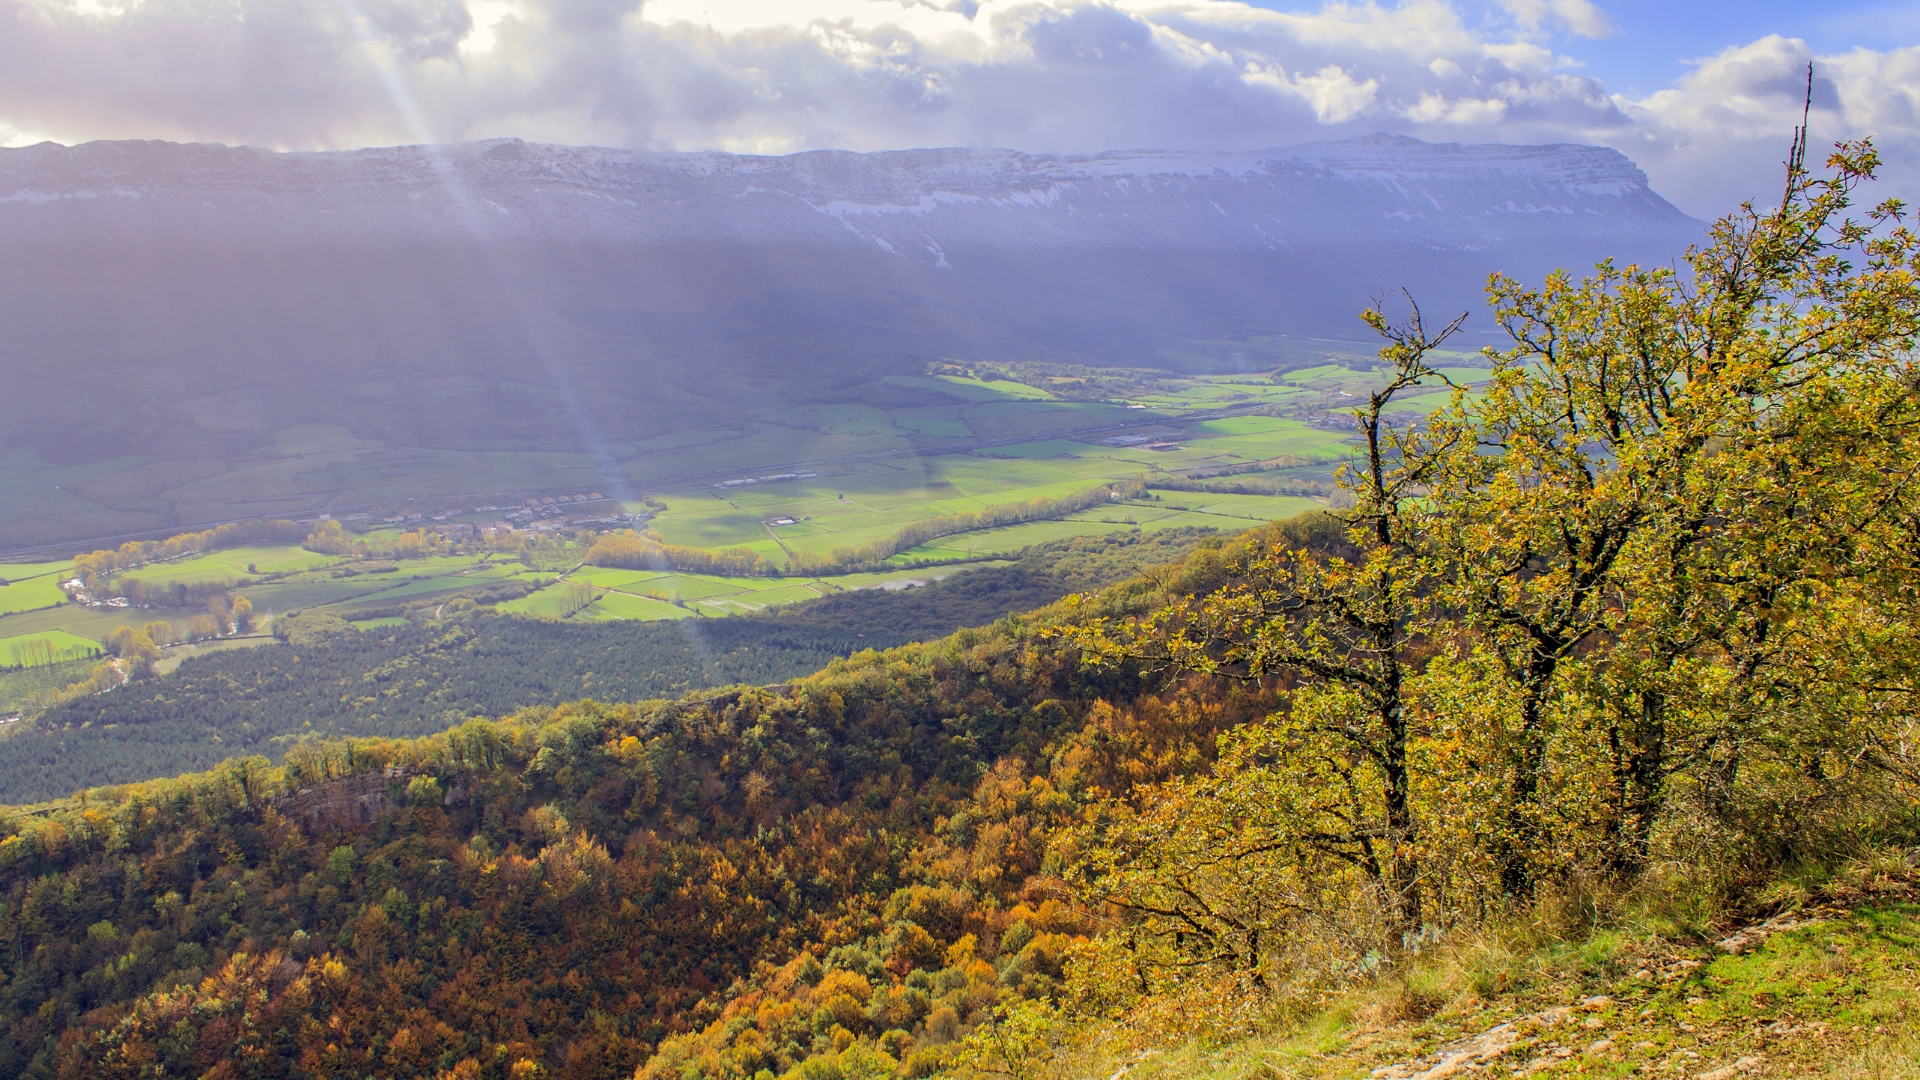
[0,133,1697,549]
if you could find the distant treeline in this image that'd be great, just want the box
[99,578,232,608]
[71,519,309,582]
[71,519,468,590]
[0,529,1218,803]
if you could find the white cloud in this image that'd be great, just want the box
[1492,0,1612,40]
[1406,89,1506,124]
[1619,35,1920,213]
[0,0,1913,216]
[1240,61,1380,123]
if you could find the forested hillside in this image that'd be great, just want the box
[0,530,1214,803]
[0,141,1916,1080]
[0,543,1240,1078]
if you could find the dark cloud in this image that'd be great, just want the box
[356,0,475,62]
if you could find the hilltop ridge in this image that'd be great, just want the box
[0,134,1695,254]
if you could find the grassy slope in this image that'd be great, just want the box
[1058,858,1920,1079]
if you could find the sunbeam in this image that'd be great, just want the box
[339,0,713,651]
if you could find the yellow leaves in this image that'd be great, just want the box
[729,1027,768,1072]
[885,925,942,979]
[806,960,875,1006]
[953,998,1063,1080]
[529,826,610,895]
[1393,137,1918,889]
[963,957,997,987]
[756,996,800,1030]
[35,820,68,859]
[524,804,570,844]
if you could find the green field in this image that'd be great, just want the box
[499,559,1054,620]
[888,490,1322,560]
[135,547,538,616]
[0,558,77,623]
[150,636,276,676]
[0,559,75,580]
[506,568,840,619]
[570,592,691,621]
[0,573,70,617]
[0,539,966,649]
[116,545,339,585]
[0,630,101,668]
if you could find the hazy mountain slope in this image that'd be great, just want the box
[0,134,1692,250]
[0,135,1699,543]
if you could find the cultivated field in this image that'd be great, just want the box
[642,406,1370,562]
[0,561,72,617]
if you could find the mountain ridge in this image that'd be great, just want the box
[0,133,1697,257]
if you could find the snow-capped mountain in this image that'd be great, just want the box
[0,135,1695,263]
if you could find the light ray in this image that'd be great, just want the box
[339,0,715,655]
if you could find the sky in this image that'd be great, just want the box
[0,0,1915,216]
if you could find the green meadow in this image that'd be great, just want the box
[0,630,101,668]
[889,490,1323,560]
[115,545,340,585]
[0,559,76,581]
[0,569,71,617]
